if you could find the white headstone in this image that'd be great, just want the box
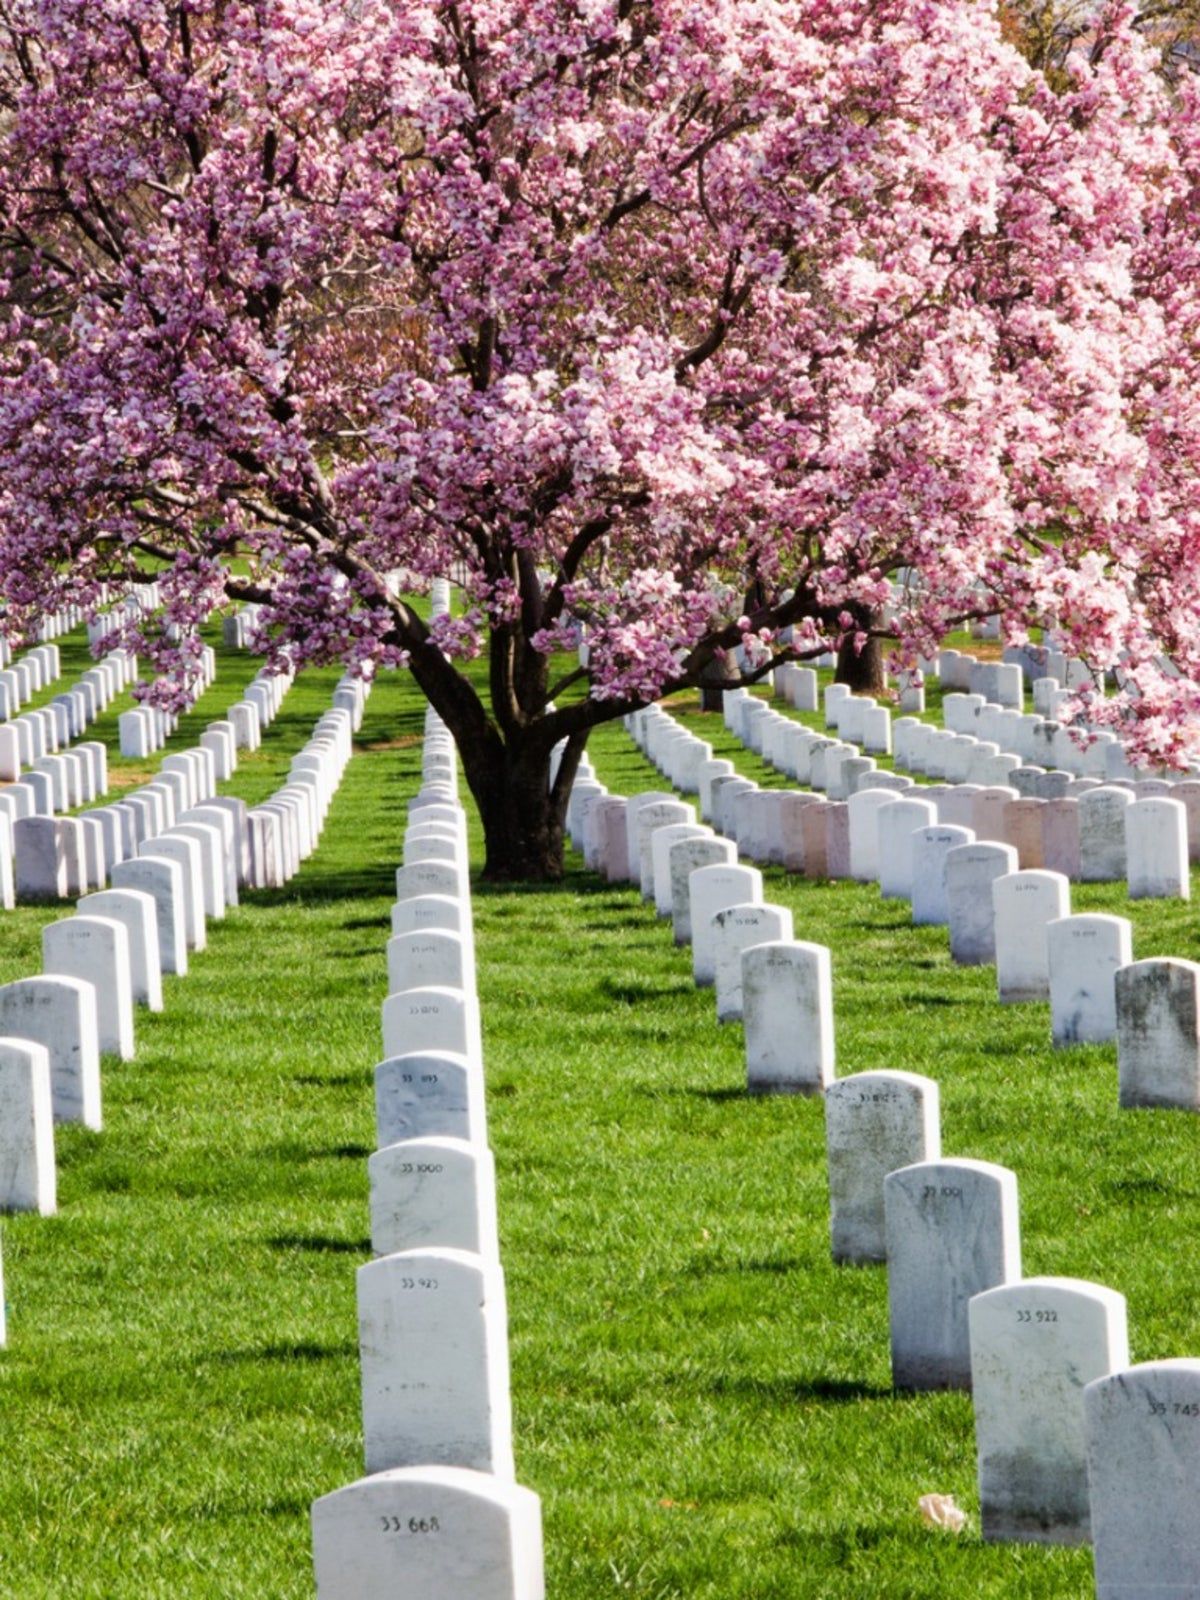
[76,889,163,1011]
[1085,1359,1200,1599]
[42,916,134,1059]
[742,941,834,1095]
[382,986,482,1066]
[689,864,763,987]
[390,896,475,958]
[877,798,938,901]
[376,1052,488,1149]
[1125,797,1190,899]
[993,869,1071,1003]
[387,930,473,998]
[369,1137,499,1261]
[824,1071,939,1263]
[311,1466,544,1600]
[140,836,206,951]
[650,822,711,917]
[111,855,187,976]
[0,976,101,1129]
[910,825,975,926]
[1048,913,1133,1046]
[0,1038,56,1213]
[884,1158,1021,1390]
[396,861,468,904]
[358,1248,513,1476]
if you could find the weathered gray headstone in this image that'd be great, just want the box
[945,842,1018,964]
[1078,787,1133,882]
[1116,958,1200,1109]
[668,835,737,945]
[1085,1359,1200,1599]
[824,1071,939,1263]
[711,903,793,1023]
[970,1276,1128,1545]
[884,1158,1021,1390]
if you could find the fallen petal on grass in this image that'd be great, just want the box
[918,1493,967,1533]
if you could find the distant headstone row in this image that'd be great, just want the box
[0,647,123,791]
[0,643,63,725]
[312,661,545,1600]
[0,677,361,1354]
[633,678,1200,1104]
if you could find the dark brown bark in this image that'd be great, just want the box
[456,722,583,881]
[835,606,886,693]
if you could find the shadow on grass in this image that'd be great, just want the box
[268,1234,372,1255]
[214,1340,357,1364]
[598,976,695,1005]
[684,1255,809,1277]
[670,1372,893,1405]
[268,1141,373,1162]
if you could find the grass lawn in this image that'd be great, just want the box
[0,633,1193,1596]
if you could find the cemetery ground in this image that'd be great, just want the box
[0,639,1197,1595]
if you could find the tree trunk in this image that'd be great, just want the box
[698,651,739,712]
[835,607,886,693]
[458,724,580,882]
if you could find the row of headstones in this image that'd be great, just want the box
[116,648,244,760]
[83,583,163,647]
[692,689,1200,1097]
[4,649,224,906]
[632,699,1200,1107]
[0,642,64,725]
[0,685,363,1355]
[2,600,82,654]
[594,789,1196,1588]
[244,683,361,890]
[0,645,124,783]
[699,678,1193,900]
[313,700,546,1599]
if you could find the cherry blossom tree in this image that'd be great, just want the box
[1,0,1199,878]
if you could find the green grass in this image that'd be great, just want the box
[0,637,1193,1596]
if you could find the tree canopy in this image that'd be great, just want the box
[2,0,1199,873]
